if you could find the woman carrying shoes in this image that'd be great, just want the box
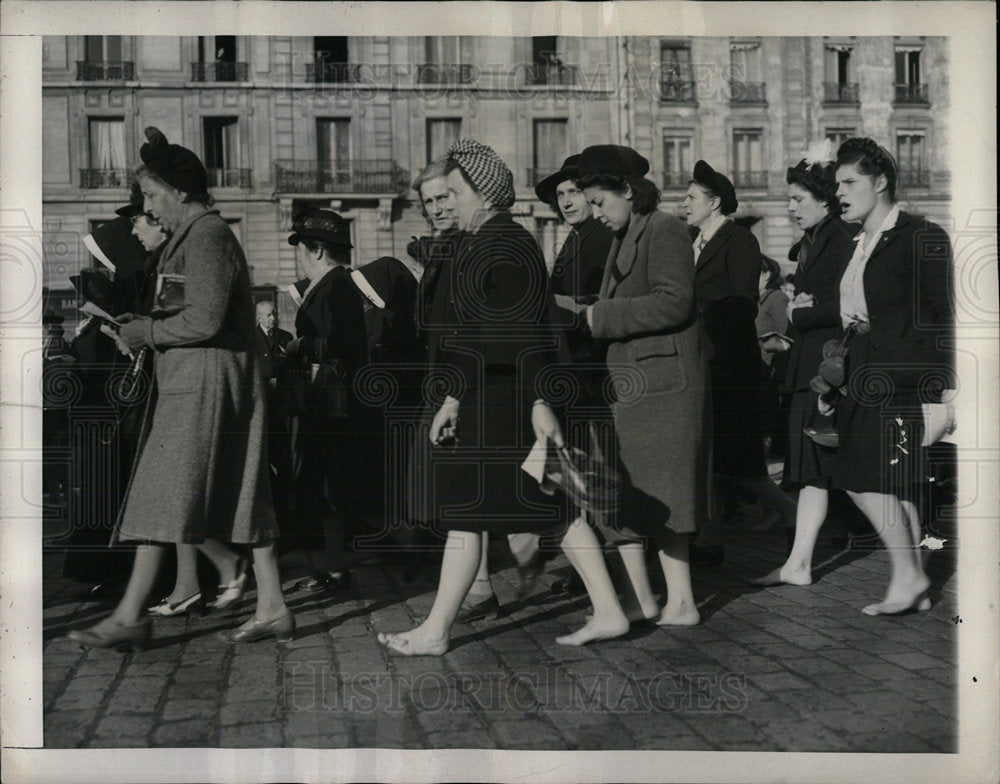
[751,141,857,588]
[67,128,292,650]
[817,138,955,615]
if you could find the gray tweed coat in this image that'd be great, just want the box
[114,210,277,545]
[589,209,711,535]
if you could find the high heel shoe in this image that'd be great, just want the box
[211,556,249,610]
[147,592,203,617]
[67,617,151,651]
[216,612,295,644]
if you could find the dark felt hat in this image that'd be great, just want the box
[577,145,650,180]
[534,154,583,205]
[287,208,353,249]
[692,160,738,215]
[115,181,145,219]
[83,216,147,276]
[70,269,117,315]
[139,126,209,198]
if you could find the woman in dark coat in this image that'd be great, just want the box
[753,143,858,587]
[68,129,292,649]
[824,137,954,615]
[684,161,797,561]
[571,144,710,634]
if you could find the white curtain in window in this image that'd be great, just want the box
[661,46,692,80]
[90,120,126,169]
[222,121,240,169]
[427,120,461,162]
[533,120,567,172]
[733,132,762,174]
[663,136,692,173]
[730,42,761,82]
[426,36,460,64]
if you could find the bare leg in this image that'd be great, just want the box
[734,475,798,528]
[656,531,700,626]
[751,485,828,586]
[900,499,927,579]
[165,544,201,603]
[464,532,494,602]
[848,491,930,615]
[507,532,539,565]
[555,517,629,646]
[617,542,660,622]
[247,542,288,622]
[196,538,240,585]
[109,544,167,625]
[378,529,480,655]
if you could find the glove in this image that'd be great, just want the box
[531,401,565,448]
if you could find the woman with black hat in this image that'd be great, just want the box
[566,143,710,635]
[68,128,292,648]
[752,141,859,587]
[684,160,798,563]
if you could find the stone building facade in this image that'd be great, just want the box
[42,34,949,326]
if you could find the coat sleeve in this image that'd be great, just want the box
[590,215,695,340]
[726,227,763,302]
[300,276,368,372]
[148,221,237,348]
[915,220,956,391]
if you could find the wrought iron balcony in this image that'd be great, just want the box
[190,61,248,82]
[823,82,860,103]
[729,80,767,104]
[528,63,578,86]
[662,171,690,189]
[658,80,696,102]
[305,59,362,84]
[732,170,768,189]
[894,82,929,103]
[76,61,135,81]
[206,168,252,188]
[79,169,131,189]
[416,63,475,85]
[274,160,409,194]
[898,169,930,187]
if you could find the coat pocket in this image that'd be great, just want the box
[627,335,686,395]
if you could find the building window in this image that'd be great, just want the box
[310,36,354,83]
[317,118,351,192]
[896,132,928,187]
[662,133,693,188]
[426,119,461,164]
[895,46,928,103]
[419,37,472,84]
[824,43,858,103]
[531,119,567,185]
[78,36,132,80]
[659,43,695,102]
[729,41,765,103]
[530,36,575,85]
[193,36,246,81]
[84,118,127,188]
[203,117,249,188]
[826,128,856,149]
[732,130,766,188]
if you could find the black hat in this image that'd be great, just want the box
[42,308,65,325]
[70,269,117,315]
[692,160,738,215]
[577,145,650,180]
[83,216,147,275]
[534,155,583,205]
[287,208,353,249]
[115,181,145,219]
[139,126,209,198]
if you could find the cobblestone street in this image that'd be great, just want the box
[41,516,958,753]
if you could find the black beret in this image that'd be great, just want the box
[692,160,738,215]
[139,127,209,198]
[288,209,353,249]
[534,154,582,205]
[577,145,650,180]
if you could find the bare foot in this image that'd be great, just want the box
[861,576,932,616]
[556,612,630,646]
[750,564,813,587]
[655,606,700,627]
[377,629,449,656]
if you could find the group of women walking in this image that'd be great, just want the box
[65,126,954,655]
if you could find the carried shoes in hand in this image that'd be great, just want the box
[216,612,295,644]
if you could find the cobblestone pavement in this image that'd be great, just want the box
[41,519,957,752]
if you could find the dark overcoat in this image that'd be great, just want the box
[114,210,277,545]
[590,210,711,535]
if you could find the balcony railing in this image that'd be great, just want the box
[898,170,930,187]
[658,80,696,102]
[274,160,409,194]
[206,168,252,189]
[729,80,767,103]
[191,61,248,82]
[76,61,135,81]
[823,82,860,103]
[895,82,929,103]
[528,63,578,86]
[662,171,690,189]
[416,63,475,85]
[80,169,131,189]
[732,170,768,189]
[305,60,362,84]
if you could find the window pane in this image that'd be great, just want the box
[533,120,567,172]
[88,119,126,169]
[85,36,103,61]
[106,36,122,62]
[532,37,558,68]
[426,119,461,163]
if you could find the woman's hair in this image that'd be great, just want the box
[786,160,840,214]
[300,237,351,266]
[412,159,450,217]
[686,179,733,216]
[835,137,898,203]
[760,255,783,291]
[135,165,215,207]
[575,172,661,215]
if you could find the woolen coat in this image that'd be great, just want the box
[590,209,711,536]
[114,210,278,545]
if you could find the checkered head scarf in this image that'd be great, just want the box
[447,138,516,211]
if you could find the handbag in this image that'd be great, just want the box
[524,425,622,514]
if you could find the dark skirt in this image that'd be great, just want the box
[786,388,838,488]
[831,331,928,499]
